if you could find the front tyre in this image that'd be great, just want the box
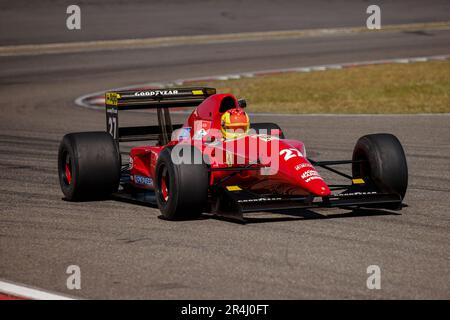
[352,133,408,199]
[155,145,209,220]
[58,132,121,201]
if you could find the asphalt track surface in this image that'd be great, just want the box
[0,1,449,299]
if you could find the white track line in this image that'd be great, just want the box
[3,21,450,57]
[75,54,450,116]
[0,279,76,300]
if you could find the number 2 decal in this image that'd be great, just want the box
[280,148,303,161]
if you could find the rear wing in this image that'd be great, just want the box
[105,87,216,145]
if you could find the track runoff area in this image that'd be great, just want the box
[76,54,450,113]
[2,53,448,301]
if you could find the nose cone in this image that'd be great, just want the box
[308,179,332,196]
[295,162,331,196]
[273,140,332,197]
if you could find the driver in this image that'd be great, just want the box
[220,108,250,140]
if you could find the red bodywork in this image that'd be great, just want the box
[129,93,331,197]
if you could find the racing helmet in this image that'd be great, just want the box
[220,108,250,140]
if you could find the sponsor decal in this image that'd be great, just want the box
[301,170,317,179]
[177,127,191,141]
[257,134,273,142]
[337,191,377,197]
[238,197,283,203]
[198,120,211,131]
[193,120,211,140]
[134,90,179,97]
[305,176,323,183]
[193,128,208,140]
[134,175,153,186]
[105,92,120,106]
[300,169,324,183]
[295,163,314,171]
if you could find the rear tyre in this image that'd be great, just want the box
[58,132,121,201]
[155,145,209,220]
[251,123,285,139]
[352,133,408,199]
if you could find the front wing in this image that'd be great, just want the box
[209,181,402,222]
[113,173,402,222]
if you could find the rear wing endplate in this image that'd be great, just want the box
[105,87,216,145]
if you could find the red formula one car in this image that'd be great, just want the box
[58,88,408,222]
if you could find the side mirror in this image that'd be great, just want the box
[238,98,247,108]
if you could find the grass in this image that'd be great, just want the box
[189,60,450,113]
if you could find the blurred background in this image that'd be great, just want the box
[0,1,449,300]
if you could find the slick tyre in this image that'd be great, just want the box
[251,123,285,139]
[58,132,121,201]
[352,133,408,199]
[155,145,209,220]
